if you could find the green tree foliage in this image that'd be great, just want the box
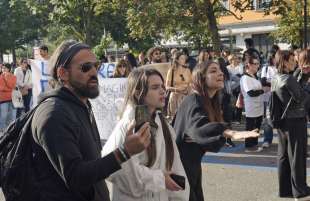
[17,0,154,51]
[0,0,43,61]
[270,1,304,46]
[117,0,217,50]
[111,0,251,51]
[92,33,113,59]
[95,0,156,51]
[233,0,309,47]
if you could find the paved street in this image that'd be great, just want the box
[201,122,310,201]
[0,123,309,201]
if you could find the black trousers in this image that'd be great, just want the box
[182,159,203,201]
[278,118,310,198]
[16,89,32,118]
[245,116,262,148]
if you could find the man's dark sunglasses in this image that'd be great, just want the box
[79,62,100,72]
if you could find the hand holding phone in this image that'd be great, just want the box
[134,105,151,133]
[170,174,185,190]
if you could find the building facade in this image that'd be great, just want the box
[218,0,290,57]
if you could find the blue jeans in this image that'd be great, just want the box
[16,89,32,118]
[263,101,273,144]
[0,101,16,131]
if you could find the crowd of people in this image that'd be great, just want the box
[1,38,310,201]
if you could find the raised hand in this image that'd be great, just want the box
[164,172,183,191]
[224,129,260,140]
[123,122,151,156]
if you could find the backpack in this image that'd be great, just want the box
[0,106,40,201]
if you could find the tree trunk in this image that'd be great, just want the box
[204,0,222,52]
[0,51,3,63]
[12,48,16,65]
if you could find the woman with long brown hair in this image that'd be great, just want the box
[197,49,210,64]
[173,61,259,201]
[166,51,192,120]
[102,68,189,201]
[112,59,131,78]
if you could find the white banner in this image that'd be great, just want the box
[30,59,126,140]
[90,78,127,140]
[98,63,116,78]
[29,59,51,106]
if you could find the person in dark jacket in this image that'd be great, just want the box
[30,40,151,201]
[173,61,259,201]
[217,57,235,147]
[271,50,310,201]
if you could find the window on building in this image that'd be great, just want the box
[256,0,271,10]
[221,0,230,10]
[252,33,274,62]
[221,35,236,51]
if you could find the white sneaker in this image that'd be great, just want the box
[245,146,263,153]
[262,142,270,148]
[295,195,310,201]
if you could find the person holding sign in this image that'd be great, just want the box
[102,68,189,201]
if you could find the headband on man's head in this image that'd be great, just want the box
[52,42,90,80]
[54,42,90,70]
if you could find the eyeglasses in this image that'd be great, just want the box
[153,52,161,56]
[251,62,260,65]
[119,65,127,68]
[78,62,100,73]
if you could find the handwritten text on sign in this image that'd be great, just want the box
[90,78,127,140]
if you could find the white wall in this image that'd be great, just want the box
[2,54,13,63]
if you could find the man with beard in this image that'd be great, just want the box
[147,47,162,64]
[30,40,151,201]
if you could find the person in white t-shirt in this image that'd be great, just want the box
[240,56,264,152]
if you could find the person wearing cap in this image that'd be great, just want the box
[30,40,151,201]
[0,63,17,134]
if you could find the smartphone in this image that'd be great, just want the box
[134,105,151,133]
[170,174,185,190]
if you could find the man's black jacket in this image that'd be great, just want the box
[31,87,121,201]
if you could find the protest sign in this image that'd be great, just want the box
[29,59,51,106]
[90,78,127,140]
[98,63,116,78]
